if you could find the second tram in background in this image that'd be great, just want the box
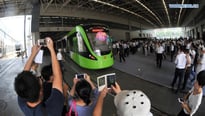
[56,24,114,69]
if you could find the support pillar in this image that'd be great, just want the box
[31,0,40,44]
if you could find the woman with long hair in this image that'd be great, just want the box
[67,74,99,116]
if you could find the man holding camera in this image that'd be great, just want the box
[14,37,64,116]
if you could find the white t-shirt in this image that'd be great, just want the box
[57,52,63,61]
[186,43,191,49]
[190,49,196,64]
[156,46,164,54]
[184,87,203,116]
[196,53,205,74]
[171,44,174,51]
[112,44,116,49]
[175,52,186,69]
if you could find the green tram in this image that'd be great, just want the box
[58,24,114,69]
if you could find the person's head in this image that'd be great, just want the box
[14,71,43,103]
[75,80,92,105]
[114,90,152,116]
[179,45,185,52]
[41,64,53,82]
[200,47,205,53]
[195,70,205,89]
[184,49,189,54]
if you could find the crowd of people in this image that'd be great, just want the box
[14,37,205,116]
[111,37,205,116]
[113,38,205,89]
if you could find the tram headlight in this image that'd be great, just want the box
[89,54,96,60]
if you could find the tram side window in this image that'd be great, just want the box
[76,32,87,53]
[62,39,66,52]
[68,34,75,51]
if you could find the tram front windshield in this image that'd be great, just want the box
[87,31,111,54]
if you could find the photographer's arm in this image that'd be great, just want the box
[85,74,96,90]
[183,92,190,101]
[24,45,41,71]
[46,37,63,93]
[70,78,78,96]
[93,87,108,116]
[181,102,191,114]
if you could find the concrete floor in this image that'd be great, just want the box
[112,52,205,116]
[0,51,205,116]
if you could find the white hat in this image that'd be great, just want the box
[114,90,152,116]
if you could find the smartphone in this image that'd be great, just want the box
[97,75,106,91]
[34,50,44,64]
[107,73,116,88]
[75,74,85,79]
[38,39,46,46]
[178,98,184,103]
[97,73,116,91]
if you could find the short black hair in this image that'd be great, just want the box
[179,45,185,52]
[184,49,189,54]
[41,64,53,81]
[75,80,91,105]
[14,71,41,103]
[197,70,205,87]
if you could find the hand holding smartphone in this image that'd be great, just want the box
[38,39,47,46]
[107,74,116,88]
[97,73,116,91]
[75,74,85,79]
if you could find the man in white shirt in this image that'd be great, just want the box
[156,42,164,68]
[196,47,205,74]
[178,70,205,116]
[182,49,192,90]
[171,46,187,93]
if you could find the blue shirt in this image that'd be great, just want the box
[18,88,64,116]
[68,88,99,116]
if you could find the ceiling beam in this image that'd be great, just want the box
[134,0,163,25]
[44,0,54,11]
[182,0,205,27]
[177,0,185,26]
[162,0,171,26]
[60,0,71,10]
[91,0,156,27]
[40,5,153,29]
